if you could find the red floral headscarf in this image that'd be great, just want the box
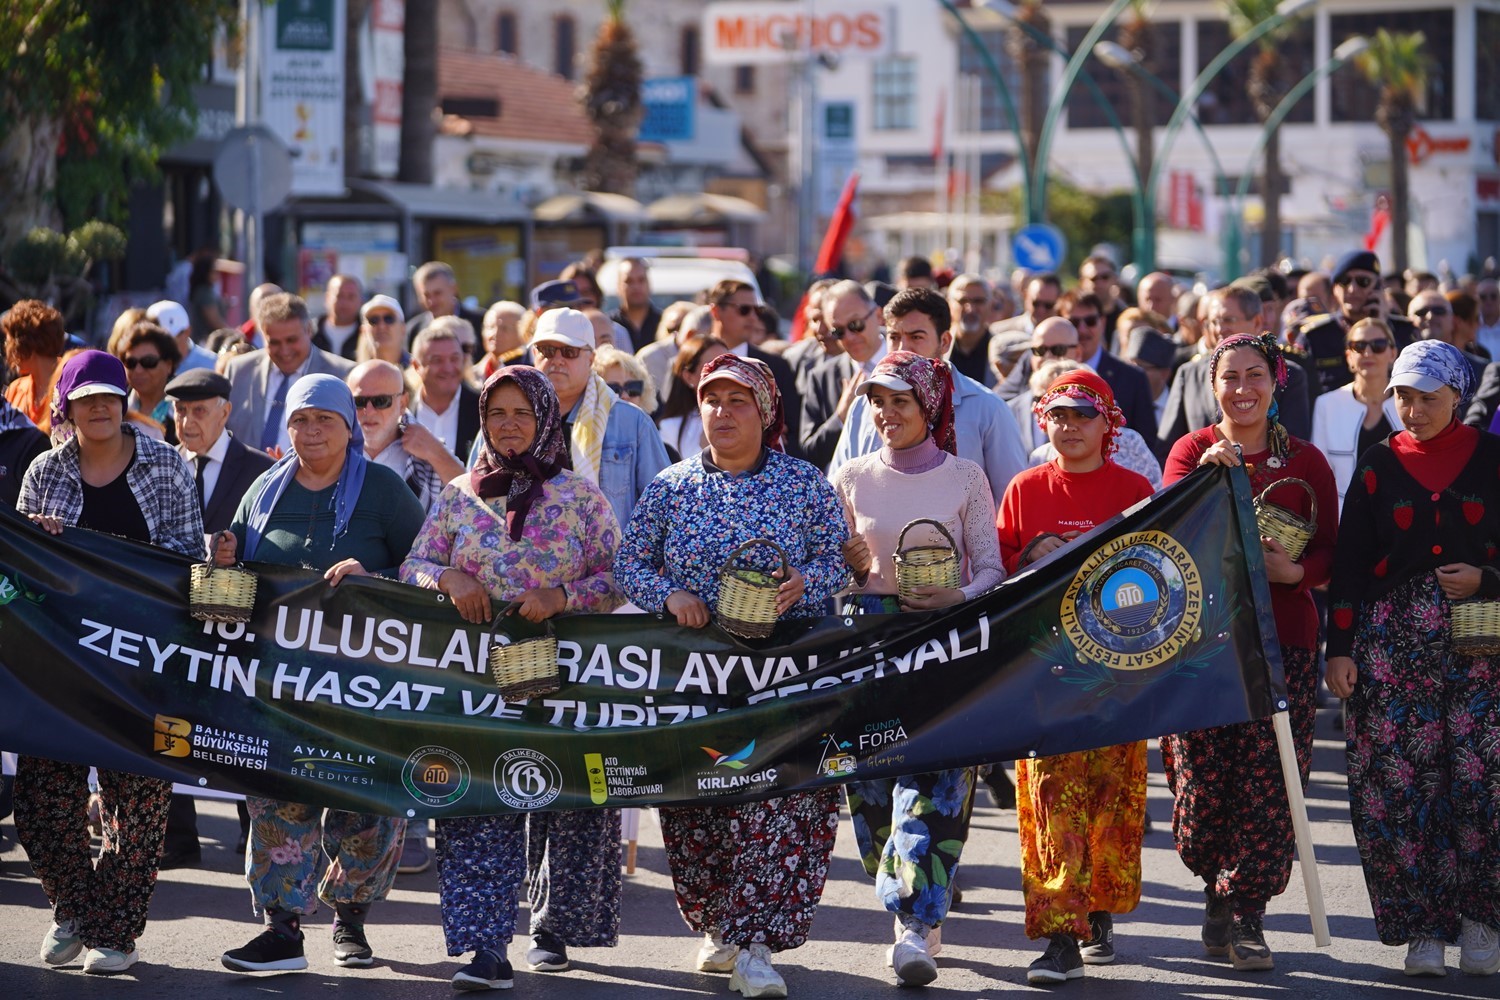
[866,351,957,455]
[1032,369,1126,458]
[697,353,786,452]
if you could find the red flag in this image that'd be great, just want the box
[1364,200,1389,252]
[790,171,861,341]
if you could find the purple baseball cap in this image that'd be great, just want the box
[51,350,128,426]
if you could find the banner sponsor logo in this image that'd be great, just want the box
[584,752,663,803]
[695,739,779,794]
[154,714,271,770]
[154,715,192,757]
[402,745,470,808]
[817,731,857,778]
[1060,530,1203,672]
[290,744,377,787]
[493,748,562,810]
[700,739,756,769]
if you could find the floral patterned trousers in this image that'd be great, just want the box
[846,768,976,931]
[243,796,404,916]
[436,809,621,957]
[14,757,172,953]
[1160,644,1317,911]
[1347,574,1500,944]
[659,788,841,952]
[1017,742,1147,940]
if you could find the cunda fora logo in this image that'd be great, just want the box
[700,740,756,769]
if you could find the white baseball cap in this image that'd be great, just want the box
[530,308,595,351]
[146,300,191,337]
[360,293,405,323]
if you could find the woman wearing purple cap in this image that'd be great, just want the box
[1327,339,1500,977]
[14,350,204,975]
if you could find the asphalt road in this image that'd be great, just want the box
[2,706,1495,998]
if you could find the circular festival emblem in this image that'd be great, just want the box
[1059,530,1203,672]
[401,745,471,808]
[493,748,563,810]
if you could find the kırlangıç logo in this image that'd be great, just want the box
[1060,530,1203,672]
[700,740,756,769]
[154,715,192,757]
[493,748,563,810]
[402,746,471,808]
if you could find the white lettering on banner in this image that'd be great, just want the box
[272,607,489,673]
[703,2,893,66]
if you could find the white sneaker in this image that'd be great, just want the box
[40,920,83,966]
[729,943,787,998]
[82,947,139,975]
[695,931,739,973]
[1460,918,1500,976]
[891,929,938,986]
[884,919,942,966]
[1404,937,1446,977]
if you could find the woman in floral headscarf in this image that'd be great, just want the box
[827,351,1001,986]
[615,352,848,999]
[1326,340,1500,978]
[400,366,624,991]
[995,368,1156,985]
[1161,332,1338,973]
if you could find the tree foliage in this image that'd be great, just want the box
[1,221,127,322]
[994,176,1133,275]
[579,0,643,196]
[1224,0,1300,266]
[1357,29,1430,273]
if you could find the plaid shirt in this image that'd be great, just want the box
[18,425,205,559]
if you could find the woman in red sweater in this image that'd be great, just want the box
[1161,332,1338,973]
[997,369,1154,985]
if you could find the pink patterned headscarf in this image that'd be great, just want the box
[1032,369,1127,458]
[866,351,957,455]
[697,353,786,452]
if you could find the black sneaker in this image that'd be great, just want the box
[222,927,308,972]
[453,952,514,991]
[332,922,374,967]
[526,931,569,971]
[1027,934,1084,984]
[1230,911,1274,971]
[982,766,1017,809]
[1081,911,1115,965]
[1203,889,1232,956]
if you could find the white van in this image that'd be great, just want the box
[596,247,762,314]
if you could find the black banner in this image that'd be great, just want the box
[0,465,1284,819]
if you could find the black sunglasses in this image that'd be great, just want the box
[124,356,163,370]
[608,380,644,398]
[1412,306,1449,319]
[1071,314,1104,327]
[365,313,401,326]
[719,303,758,317]
[353,394,397,409]
[1031,343,1077,358]
[1346,339,1391,354]
[536,344,587,360]
[830,304,878,340]
[1338,274,1378,290]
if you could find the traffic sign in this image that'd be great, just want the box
[1012,223,1066,271]
[213,125,294,215]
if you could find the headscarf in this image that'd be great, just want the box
[243,374,367,558]
[470,366,570,541]
[1209,332,1291,463]
[697,353,785,453]
[1390,339,1477,407]
[864,351,957,455]
[1032,369,1126,459]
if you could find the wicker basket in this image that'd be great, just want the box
[1450,599,1500,656]
[188,563,258,623]
[1254,477,1318,562]
[717,538,788,639]
[894,518,961,604]
[488,604,560,701]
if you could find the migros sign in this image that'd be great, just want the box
[704,2,894,65]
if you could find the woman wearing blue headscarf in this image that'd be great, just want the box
[211,374,424,975]
[1327,340,1500,978]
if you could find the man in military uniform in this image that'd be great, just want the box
[1287,250,1415,396]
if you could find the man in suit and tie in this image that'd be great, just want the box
[1058,290,1159,447]
[801,279,888,470]
[159,368,275,867]
[708,278,802,458]
[224,293,356,455]
[408,318,481,464]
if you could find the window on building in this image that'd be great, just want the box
[735,65,756,95]
[872,57,917,130]
[1478,10,1500,122]
[681,25,701,76]
[496,12,517,55]
[1331,10,1453,122]
[555,15,576,80]
[956,29,1026,132]
[1064,22,1182,130]
[1193,19,1315,126]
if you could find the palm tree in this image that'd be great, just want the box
[1225,0,1295,266]
[579,0,643,195]
[1356,29,1429,274]
[1006,0,1051,172]
[1116,0,1156,215]
[398,0,437,185]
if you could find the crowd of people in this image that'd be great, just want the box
[1,245,1498,991]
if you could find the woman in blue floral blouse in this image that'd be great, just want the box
[615,353,848,999]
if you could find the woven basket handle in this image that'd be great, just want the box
[725,538,790,578]
[487,600,556,639]
[1255,476,1317,522]
[896,517,958,555]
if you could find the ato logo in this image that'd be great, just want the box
[1060,530,1202,672]
[494,748,562,810]
[402,746,471,808]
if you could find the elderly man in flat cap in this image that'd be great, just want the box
[1287,250,1416,396]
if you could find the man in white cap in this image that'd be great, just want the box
[147,300,217,373]
[531,307,669,529]
[358,294,408,366]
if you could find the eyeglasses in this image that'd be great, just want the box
[353,394,397,409]
[1071,314,1104,328]
[1337,274,1378,290]
[1346,339,1391,354]
[1480,291,1499,301]
[718,302,758,317]
[535,343,587,360]
[1031,342,1077,358]
[1031,299,1058,312]
[124,356,162,370]
[1412,306,1449,319]
[365,313,400,326]
[957,297,988,308]
[607,380,645,398]
[830,304,878,340]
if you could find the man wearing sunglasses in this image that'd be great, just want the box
[1057,291,1159,450]
[801,280,889,469]
[1474,277,1500,359]
[708,279,801,458]
[993,273,1064,400]
[1291,250,1415,395]
[1410,290,1487,382]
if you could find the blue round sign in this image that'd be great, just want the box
[1012,224,1067,271]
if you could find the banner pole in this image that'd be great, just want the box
[1272,710,1330,947]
